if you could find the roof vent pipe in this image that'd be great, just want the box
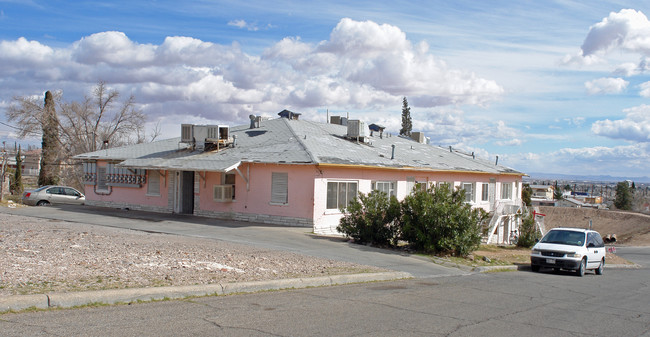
[472,152,475,159]
[391,144,395,159]
[232,135,237,148]
[449,146,452,152]
[249,115,256,129]
[495,155,499,166]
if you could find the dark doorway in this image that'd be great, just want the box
[180,171,194,214]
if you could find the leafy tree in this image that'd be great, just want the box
[400,184,487,257]
[614,181,633,210]
[399,97,412,137]
[337,191,401,246]
[38,91,61,186]
[563,184,572,191]
[522,184,532,206]
[517,209,541,248]
[10,146,23,195]
[7,82,155,188]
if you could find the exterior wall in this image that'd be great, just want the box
[83,161,170,213]
[82,160,523,235]
[193,163,315,227]
[312,166,523,235]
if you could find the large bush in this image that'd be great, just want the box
[516,209,541,248]
[400,185,487,257]
[337,191,401,246]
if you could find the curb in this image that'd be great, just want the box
[473,263,641,273]
[0,272,412,313]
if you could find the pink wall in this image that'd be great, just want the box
[84,161,169,208]
[196,163,316,220]
[312,166,523,234]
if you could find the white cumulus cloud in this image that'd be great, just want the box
[0,18,505,140]
[584,77,628,95]
[563,9,650,68]
[592,104,650,142]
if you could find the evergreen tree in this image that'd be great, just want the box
[38,91,61,186]
[553,181,563,200]
[399,97,412,136]
[11,146,23,195]
[522,184,532,206]
[614,181,632,210]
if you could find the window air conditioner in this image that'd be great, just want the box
[213,185,234,202]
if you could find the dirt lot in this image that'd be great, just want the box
[0,213,383,296]
[538,206,650,246]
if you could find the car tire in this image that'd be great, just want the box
[531,265,540,272]
[596,258,604,275]
[36,200,50,206]
[577,258,586,277]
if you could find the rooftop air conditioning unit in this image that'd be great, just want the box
[193,125,208,151]
[411,132,425,143]
[213,185,234,202]
[181,124,194,143]
[206,125,219,140]
[347,120,366,138]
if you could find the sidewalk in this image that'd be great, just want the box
[0,271,412,312]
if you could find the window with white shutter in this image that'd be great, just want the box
[271,172,288,204]
[147,170,161,196]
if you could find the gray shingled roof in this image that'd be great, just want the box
[74,117,524,175]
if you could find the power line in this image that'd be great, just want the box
[0,121,22,131]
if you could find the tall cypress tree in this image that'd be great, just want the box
[399,97,412,137]
[38,91,61,186]
[11,146,23,195]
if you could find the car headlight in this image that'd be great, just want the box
[566,253,582,258]
[531,249,541,255]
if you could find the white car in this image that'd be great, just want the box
[530,228,606,276]
[22,185,86,206]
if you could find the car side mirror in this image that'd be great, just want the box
[587,243,595,248]
[535,238,539,243]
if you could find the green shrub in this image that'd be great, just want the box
[337,191,401,246]
[516,209,541,248]
[400,184,487,257]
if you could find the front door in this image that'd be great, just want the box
[174,171,195,214]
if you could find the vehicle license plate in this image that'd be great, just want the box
[546,259,555,264]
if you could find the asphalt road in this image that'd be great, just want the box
[1,205,649,336]
[1,252,648,336]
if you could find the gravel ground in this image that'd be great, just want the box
[0,213,383,296]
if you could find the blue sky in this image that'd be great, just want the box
[1,0,649,178]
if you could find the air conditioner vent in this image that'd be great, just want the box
[181,124,194,143]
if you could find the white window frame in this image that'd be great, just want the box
[481,183,489,201]
[147,170,161,196]
[501,182,513,200]
[462,182,475,202]
[220,172,236,200]
[372,181,396,197]
[326,181,358,210]
[270,172,289,205]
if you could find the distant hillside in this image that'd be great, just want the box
[526,172,650,184]
[539,207,650,246]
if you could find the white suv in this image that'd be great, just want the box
[530,228,606,276]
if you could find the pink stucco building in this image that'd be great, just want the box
[75,111,525,238]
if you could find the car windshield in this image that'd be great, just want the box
[539,230,585,246]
